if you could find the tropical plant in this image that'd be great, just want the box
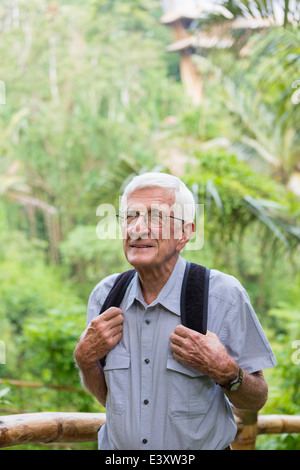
[183,149,300,251]
[0,387,10,407]
[189,25,300,194]
[0,158,60,262]
[198,0,300,29]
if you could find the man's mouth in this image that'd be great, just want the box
[129,243,154,249]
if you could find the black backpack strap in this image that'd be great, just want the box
[180,262,210,334]
[99,269,136,314]
[98,269,136,367]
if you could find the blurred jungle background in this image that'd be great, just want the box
[0,0,300,450]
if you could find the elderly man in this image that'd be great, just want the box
[74,172,276,450]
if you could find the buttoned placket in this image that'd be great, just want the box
[139,307,154,448]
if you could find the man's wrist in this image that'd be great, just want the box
[74,352,102,372]
[216,361,240,387]
[217,365,244,391]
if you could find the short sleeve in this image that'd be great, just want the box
[86,273,119,326]
[220,289,277,373]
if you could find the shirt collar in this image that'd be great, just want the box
[125,256,186,316]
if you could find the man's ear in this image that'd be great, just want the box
[176,221,195,251]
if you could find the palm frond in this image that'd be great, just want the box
[199,0,299,25]
[243,195,300,249]
[192,25,300,179]
[206,179,223,211]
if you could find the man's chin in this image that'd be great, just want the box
[126,248,157,268]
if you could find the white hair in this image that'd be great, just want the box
[120,172,196,222]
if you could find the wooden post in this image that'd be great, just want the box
[179,52,203,104]
[232,408,258,450]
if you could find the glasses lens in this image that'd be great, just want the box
[149,210,164,227]
[117,210,169,228]
[126,211,140,227]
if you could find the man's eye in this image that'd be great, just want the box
[150,211,162,221]
[127,212,138,220]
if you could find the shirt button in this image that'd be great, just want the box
[144,358,150,364]
[142,439,148,444]
[144,399,149,405]
[145,319,150,325]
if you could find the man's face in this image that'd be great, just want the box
[121,186,193,271]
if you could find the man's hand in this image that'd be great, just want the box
[170,324,268,412]
[74,307,124,370]
[169,325,238,385]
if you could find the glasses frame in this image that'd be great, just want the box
[116,210,185,228]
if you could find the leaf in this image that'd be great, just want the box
[243,195,290,248]
[206,179,223,211]
[0,387,10,399]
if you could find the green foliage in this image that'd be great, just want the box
[0,0,181,237]
[23,306,85,387]
[0,0,300,451]
[0,387,10,406]
[191,27,300,183]
[184,149,300,250]
[59,225,131,298]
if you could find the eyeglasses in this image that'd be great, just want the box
[116,209,184,228]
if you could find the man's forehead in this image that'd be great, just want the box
[125,187,175,207]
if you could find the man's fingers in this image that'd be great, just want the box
[110,324,123,338]
[169,332,184,347]
[169,341,182,355]
[75,308,125,367]
[90,307,124,331]
[169,324,193,344]
[173,324,189,337]
[100,307,123,321]
[174,324,208,337]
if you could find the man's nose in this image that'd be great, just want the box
[134,214,149,233]
[127,214,150,240]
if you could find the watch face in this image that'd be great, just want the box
[230,368,243,391]
[230,382,241,391]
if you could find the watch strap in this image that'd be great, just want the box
[219,368,244,391]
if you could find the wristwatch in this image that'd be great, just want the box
[218,368,244,391]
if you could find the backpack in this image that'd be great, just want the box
[99,262,210,366]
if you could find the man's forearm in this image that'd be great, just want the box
[76,361,107,407]
[222,370,268,412]
[73,307,124,406]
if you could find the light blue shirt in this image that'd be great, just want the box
[86,256,276,450]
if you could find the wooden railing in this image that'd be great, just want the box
[0,412,105,448]
[1,409,300,449]
[232,409,300,450]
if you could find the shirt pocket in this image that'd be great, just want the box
[166,356,215,419]
[103,352,130,415]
